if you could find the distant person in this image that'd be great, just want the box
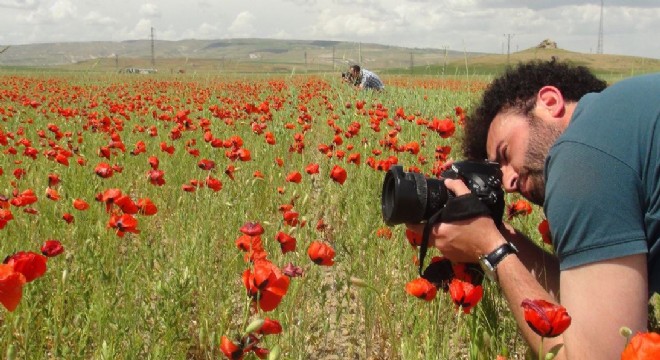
[347,65,384,91]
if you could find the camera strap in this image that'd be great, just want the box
[418,194,493,276]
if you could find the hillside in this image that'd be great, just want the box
[0,38,658,76]
[0,38,482,73]
[443,47,660,77]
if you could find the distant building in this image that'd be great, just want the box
[118,67,158,74]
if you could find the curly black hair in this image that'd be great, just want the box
[462,59,608,160]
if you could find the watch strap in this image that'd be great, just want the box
[485,242,518,270]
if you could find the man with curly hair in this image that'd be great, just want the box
[409,59,660,359]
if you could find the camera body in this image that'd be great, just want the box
[341,72,359,86]
[381,161,504,226]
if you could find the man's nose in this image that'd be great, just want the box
[501,165,519,193]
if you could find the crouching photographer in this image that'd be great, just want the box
[395,60,660,360]
[344,65,384,91]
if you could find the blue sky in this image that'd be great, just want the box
[0,0,658,59]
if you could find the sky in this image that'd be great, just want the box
[0,0,658,59]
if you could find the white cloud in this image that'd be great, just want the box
[50,0,75,20]
[84,11,116,26]
[127,18,154,40]
[228,11,256,37]
[0,0,37,9]
[140,3,161,18]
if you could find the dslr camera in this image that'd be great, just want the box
[381,160,504,226]
[341,72,359,86]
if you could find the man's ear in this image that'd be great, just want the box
[537,86,565,118]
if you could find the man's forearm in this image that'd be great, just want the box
[496,254,568,359]
[501,223,560,297]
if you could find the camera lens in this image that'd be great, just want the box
[381,166,449,225]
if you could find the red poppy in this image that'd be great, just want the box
[160,142,175,154]
[73,198,89,211]
[147,169,166,186]
[264,132,276,145]
[315,218,327,232]
[521,299,572,338]
[240,222,264,236]
[305,163,319,174]
[329,165,347,185]
[376,227,392,239]
[45,187,60,201]
[41,240,64,257]
[107,214,140,237]
[253,170,264,179]
[538,219,552,245]
[0,209,14,229]
[429,117,455,138]
[48,173,61,187]
[285,171,302,184]
[307,241,335,266]
[405,277,437,301]
[275,231,296,254]
[10,189,38,207]
[94,162,114,178]
[4,251,48,283]
[136,198,158,216]
[225,165,236,180]
[258,318,283,335]
[0,264,25,312]
[114,195,139,214]
[62,213,74,223]
[220,336,245,360]
[13,168,26,179]
[206,176,223,191]
[244,260,290,312]
[448,278,483,314]
[507,199,533,220]
[621,332,660,360]
[148,156,159,170]
[197,158,215,171]
[405,228,423,247]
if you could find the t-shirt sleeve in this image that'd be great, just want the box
[544,141,648,270]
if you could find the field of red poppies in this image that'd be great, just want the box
[0,71,654,360]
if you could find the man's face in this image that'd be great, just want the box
[486,108,563,206]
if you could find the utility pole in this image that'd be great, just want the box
[150,27,156,68]
[358,42,362,65]
[597,0,604,54]
[332,46,336,70]
[504,34,514,64]
[409,51,414,74]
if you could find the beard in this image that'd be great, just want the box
[520,114,563,206]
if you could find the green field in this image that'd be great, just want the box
[0,64,657,359]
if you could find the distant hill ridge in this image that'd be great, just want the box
[1,38,658,75]
[0,38,463,67]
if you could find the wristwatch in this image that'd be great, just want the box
[479,242,518,282]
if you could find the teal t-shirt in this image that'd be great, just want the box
[544,73,660,294]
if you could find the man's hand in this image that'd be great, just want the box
[405,179,506,263]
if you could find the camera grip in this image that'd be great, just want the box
[441,193,492,222]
